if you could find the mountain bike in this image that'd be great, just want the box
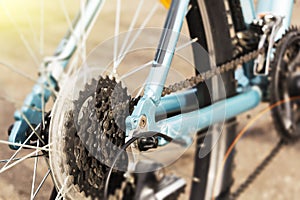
[0,0,299,199]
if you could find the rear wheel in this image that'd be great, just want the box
[0,0,243,199]
[49,0,241,198]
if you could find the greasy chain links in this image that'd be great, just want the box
[62,47,264,199]
[162,47,265,96]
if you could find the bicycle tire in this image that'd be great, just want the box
[186,0,243,199]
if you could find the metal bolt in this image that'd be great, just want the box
[154,168,165,182]
[139,115,147,129]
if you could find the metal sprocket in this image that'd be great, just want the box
[270,26,300,142]
[63,76,132,199]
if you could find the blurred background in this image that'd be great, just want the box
[0,0,299,199]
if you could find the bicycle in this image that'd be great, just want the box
[0,0,299,199]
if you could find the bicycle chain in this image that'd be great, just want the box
[161,47,265,96]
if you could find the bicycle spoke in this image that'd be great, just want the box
[176,37,198,51]
[63,0,88,78]
[0,2,40,66]
[115,2,159,68]
[32,169,51,199]
[0,96,42,113]
[0,95,54,150]
[41,85,46,128]
[21,36,40,67]
[113,0,122,72]
[59,0,75,34]
[0,151,39,173]
[0,61,38,83]
[39,65,47,129]
[119,38,197,81]
[23,7,40,51]
[58,0,84,75]
[55,176,71,200]
[113,0,145,73]
[19,112,45,145]
[30,141,39,200]
[120,61,153,80]
[0,144,51,174]
[2,131,37,169]
[0,154,44,163]
[0,147,46,174]
[0,140,50,151]
[0,62,59,97]
[79,0,87,63]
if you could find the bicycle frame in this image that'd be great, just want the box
[126,0,295,146]
[8,0,295,149]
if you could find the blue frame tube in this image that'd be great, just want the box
[155,88,198,119]
[143,0,190,104]
[126,0,190,136]
[156,87,262,145]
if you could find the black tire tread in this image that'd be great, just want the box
[186,0,243,199]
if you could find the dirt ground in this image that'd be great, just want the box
[0,1,300,200]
